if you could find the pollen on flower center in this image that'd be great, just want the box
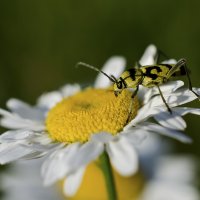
[46,88,139,143]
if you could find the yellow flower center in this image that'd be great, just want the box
[46,88,139,143]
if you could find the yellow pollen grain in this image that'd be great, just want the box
[46,88,139,143]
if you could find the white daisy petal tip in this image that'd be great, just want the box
[154,110,187,131]
[6,98,20,110]
[183,137,193,144]
[107,137,139,176]
[175,135,192,144]
[139,44,157,65]
[60,84,81,97]
[142,122,193,144]
[103,56,126,71]
[174,107,200,116]
[162,58,177,64]
[63,167,85,197]
[37,91,63,109]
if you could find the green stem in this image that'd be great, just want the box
[99,151,117,200]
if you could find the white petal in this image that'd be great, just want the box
[0,108,45,131]
[20,151,47,160]
[154,156,196,183]
[137,85,150,102]
[41,143,80,185]
[124,104,157,129]
[107,137,138,176]
[63,167,86,197]
[0,131,54,159]
[60,84,81,97]
[154,110,186,130]
[91,132,114,143]
[139,44,157,65]
[37,91,63,110]
[72,141,104,170]
[138,88,200,126]
[141,182,199,200]
[158,81,184,93]
[142,81,184,105]
[131,81,186,121]
[140,122,192,143]
[0,143,34,164]
[121,127,148,145]
[173,107,200,116]
[29,133,53,145]
[7,98,45,121]
[161,58,177,64]
[22,141,61,152]
[136,133,168,158]
[134,88,200,124]
[0,108,13,118]
[2,160,61,200]
[94,56,126,88]
[37,84,81,110]
[0,116,45,131]
[151,87,200,108]
[0,130,35,142]
[141,155,199,200]
[42,141,103,187]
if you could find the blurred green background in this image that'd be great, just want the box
[0,0,199,187]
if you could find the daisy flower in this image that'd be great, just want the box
[0,45,199,198]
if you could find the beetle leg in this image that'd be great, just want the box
[156,85,172,114]
[167,59,200,101]
[131,86,139,99]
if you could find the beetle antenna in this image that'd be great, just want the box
[76,62,116,83]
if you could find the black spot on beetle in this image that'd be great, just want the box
[127,68,136,80]
[120,77,127,88]
[144,66,161,80]
[117,81,123,89]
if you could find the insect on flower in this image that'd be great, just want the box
[77,56,200,113]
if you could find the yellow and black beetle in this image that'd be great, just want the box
[77,58,200,113]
